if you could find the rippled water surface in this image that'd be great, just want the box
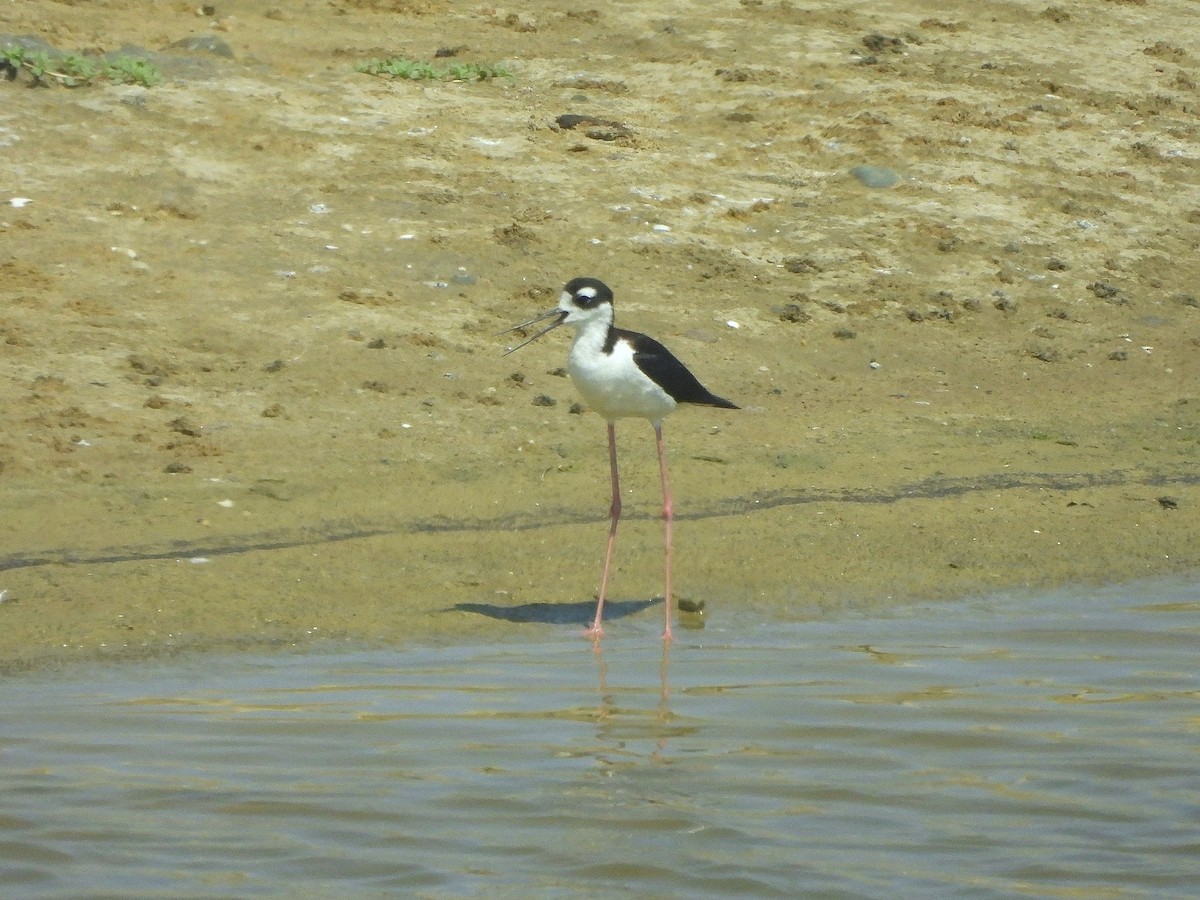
[3,578,1199,898]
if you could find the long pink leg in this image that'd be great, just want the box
[585,421,621,639]
[655,423,674,643]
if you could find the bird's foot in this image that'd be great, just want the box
[582,621,605,641]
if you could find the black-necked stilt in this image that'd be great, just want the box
[502,277,738,642]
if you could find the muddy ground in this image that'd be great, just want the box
[0,0,1197,671]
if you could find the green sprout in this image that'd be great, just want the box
[356,56,512,82]
[1,45,162,88]
[104,55,162,87]
[57,53,100,87]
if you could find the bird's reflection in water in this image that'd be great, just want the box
[590,638,675,761]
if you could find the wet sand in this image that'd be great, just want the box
[1,1,1197,669]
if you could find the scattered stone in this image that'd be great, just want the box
[1157,496,1179,510]
[494,222,537,247]
[850,165,900,188]
[783,256,820,274]
[554,114,632,142]
[1087,281,1121,299]
[862,33,906,54]
[1108,350,1128,361]
[532,394,556,407]
[164,461,192,474]
[169,416,201,437]
[169,35,235,58]
[1143,41,1186,61]
[993,292,1017,313]
[264,359,286,373]
[777,302,811,324]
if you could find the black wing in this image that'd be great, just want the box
[618,328,739,409]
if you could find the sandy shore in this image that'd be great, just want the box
[1,0,1197,670]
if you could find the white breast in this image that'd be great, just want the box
[568,332,677,423]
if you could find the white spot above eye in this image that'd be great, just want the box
[577,286,597,300]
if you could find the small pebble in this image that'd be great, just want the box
[850,165,900,188]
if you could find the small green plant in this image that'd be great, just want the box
[56,53,100,86]
[1,45,162,88]
[356,56,512,82]
[104,55,162,87]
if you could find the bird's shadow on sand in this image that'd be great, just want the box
[449,598,660,625]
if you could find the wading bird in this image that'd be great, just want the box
[502,277,738,641]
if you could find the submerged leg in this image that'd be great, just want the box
[585,421,621,640]
[655,422,674,643]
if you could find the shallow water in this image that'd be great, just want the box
[2,579,1198,898]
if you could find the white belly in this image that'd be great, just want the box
[568,338,676,423]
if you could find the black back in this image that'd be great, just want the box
[609,327,739,409]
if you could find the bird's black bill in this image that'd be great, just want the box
[499,309,566,356]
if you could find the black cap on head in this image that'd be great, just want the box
[563,277,613,308]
